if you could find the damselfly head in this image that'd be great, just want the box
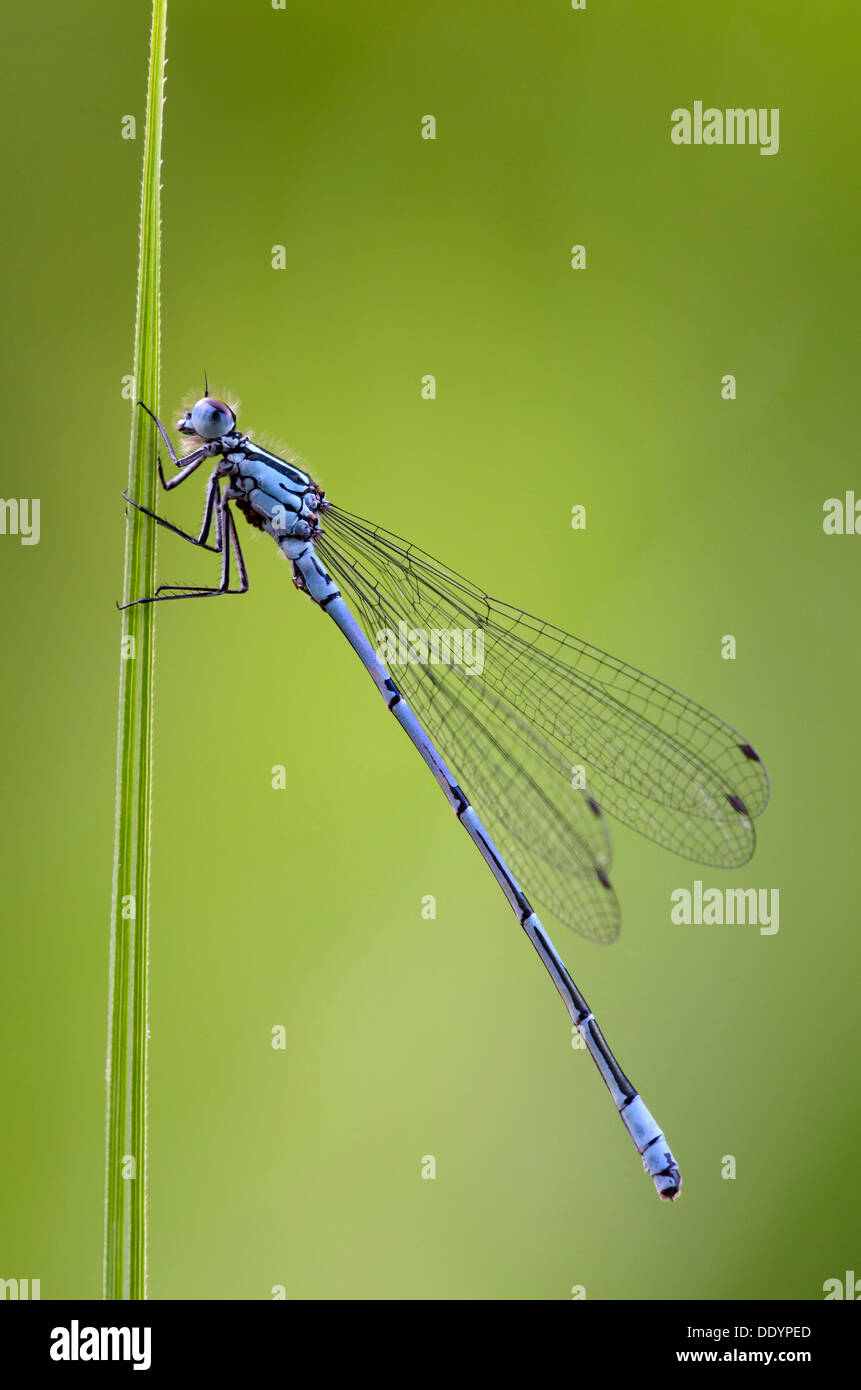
[178,397,237,440]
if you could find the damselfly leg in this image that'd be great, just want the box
[119,495,248,607]
[121,477,221,553]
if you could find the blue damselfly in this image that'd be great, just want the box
[120,393,770,1200]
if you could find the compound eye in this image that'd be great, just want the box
[190,397,235,439]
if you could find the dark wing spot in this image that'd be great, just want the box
[738,743,761,763]
[596,866,612,889]
[726,793,749,815]
[587,796,603,817]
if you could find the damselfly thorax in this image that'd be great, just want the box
[173,395,331,588]
[217,436,325,545]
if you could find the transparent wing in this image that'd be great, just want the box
[319,544,621,942]
[315,505,769,941]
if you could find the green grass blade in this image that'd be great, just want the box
[104,0,168,1302]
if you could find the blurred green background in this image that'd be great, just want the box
[1,0,859,1300]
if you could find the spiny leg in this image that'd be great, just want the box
[196,499,249,596]
[122,473,223,552]
[137,399,187,472]
[119,499,250,608]
[157,450,211,492]
[148,499,248,599]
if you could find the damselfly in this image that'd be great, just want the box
[120,393,770,1200]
